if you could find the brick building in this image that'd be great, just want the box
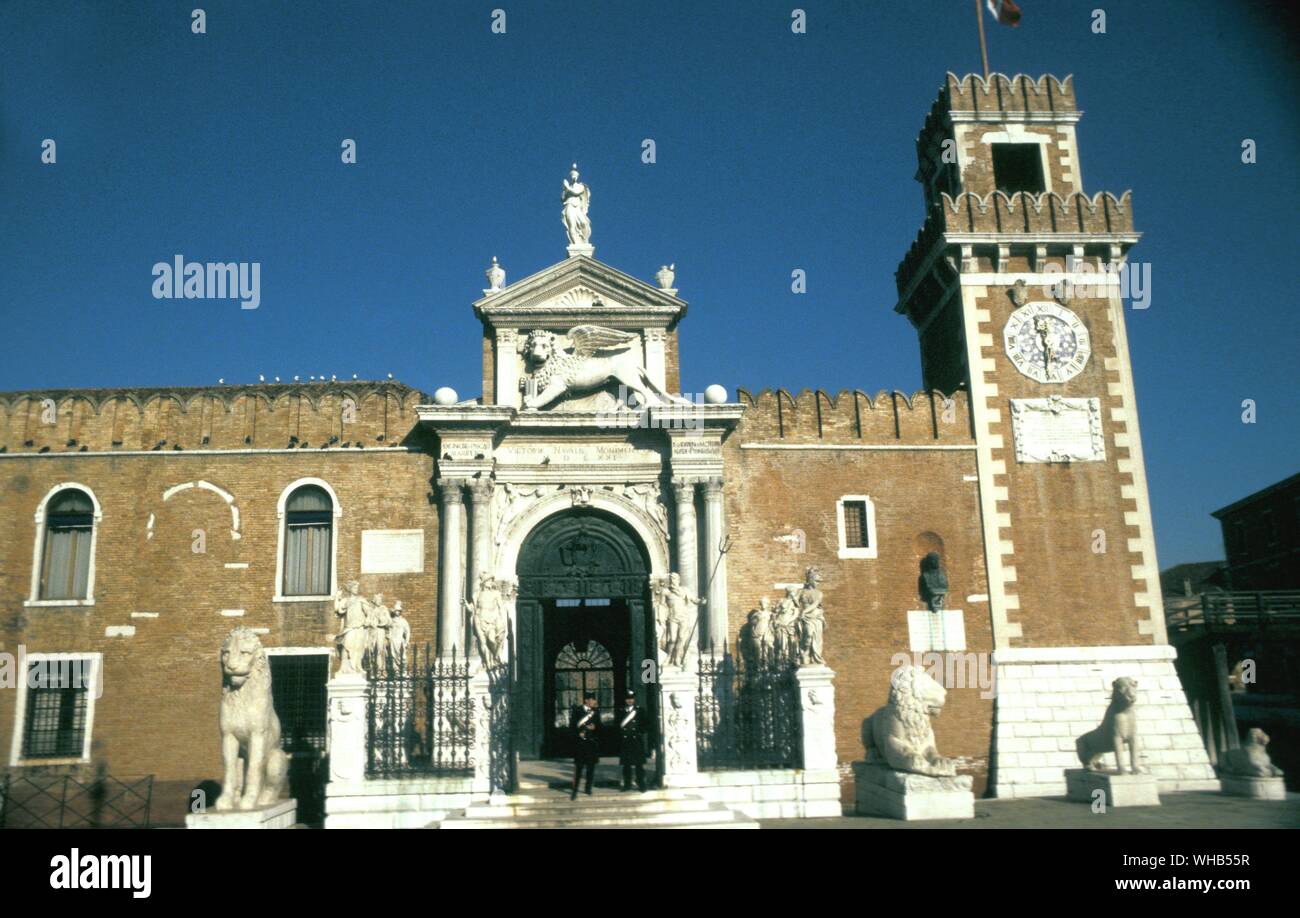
[0,73,1217,826]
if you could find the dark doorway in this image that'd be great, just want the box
[513,509,655,760]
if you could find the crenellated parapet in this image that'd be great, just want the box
[735,388,972,443]
[0,380,430,454]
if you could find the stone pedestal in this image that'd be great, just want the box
[186,798,297,829]
[795,665,837,772]
[659,668,698,786]
[853,762,974,820]
[469,670,494,794]
[327,673,369,783]
[1065,768,1161,807]
[1220,774,1285,800]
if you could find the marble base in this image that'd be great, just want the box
[185,798,298,829]
[853,762,974,821]
[1220,774,1285,801]
[1066,769,1160,807]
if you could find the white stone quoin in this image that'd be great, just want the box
[991,645,1219,798]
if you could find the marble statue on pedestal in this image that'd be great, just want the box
[772,586,801,660]
[388,601,410,672]
[517,326,688,410]
[654,572,704,668]
[1220,728,1284,778]
[797,566,826,665]
[333,580,369,676]
[562,164,592,247]
[743,597,774,665]
[466,573,510,668]
[367,594,392,676]
[863,664,958,777]
[1076,677,1146,774]
[216,627,289,810]
[919,551,949,612]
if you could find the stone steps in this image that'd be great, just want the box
[436,787,759,829]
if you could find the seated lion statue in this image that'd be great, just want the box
[1219,728,1284,778]
[216,627,289,810]
[1076,676,1145,774]
[862,664,957,776]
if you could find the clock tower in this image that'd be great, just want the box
[895,74,1217,797]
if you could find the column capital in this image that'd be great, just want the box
[439,478,468,504]
[701,476,724,498]
[467,477,494,502]
[670,476,701,501]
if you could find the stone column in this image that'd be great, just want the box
[467,478,494,616]
[658,669,699,787]
[327,674,369,784]
[670,476,699,594]
[494,329,519,408]
[437,478,467,656]
[700,476,728,653]
[643,328,667,391]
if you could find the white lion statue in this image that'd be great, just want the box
[216,627,289,810]
[1219,728,1284,778]
[518,325,689,410]
[1075,676,1145,774]
[863,664,958,776]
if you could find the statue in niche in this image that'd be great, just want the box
[333,580,369,676]
[466,573,510,668]
[743,597,775,665]
[517,326,689,411]
[655,572,705,668]
[796,566,826,666]
[919,551,949,612]
[772,586,801,660]
[387,601,410,672]
[562,163,592,247]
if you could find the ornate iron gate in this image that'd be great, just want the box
[696,645,802,770]
[366,643,473,778]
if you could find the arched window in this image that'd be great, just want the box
[553,640,614,729]
[282,485,334,597]
[39,489,95,601]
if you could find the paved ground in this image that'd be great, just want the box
[762,792,1300,829]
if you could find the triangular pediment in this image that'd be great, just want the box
[474,255,686,329]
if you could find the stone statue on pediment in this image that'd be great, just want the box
[562,164,592,248]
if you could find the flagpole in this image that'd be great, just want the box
[975,0,990,79]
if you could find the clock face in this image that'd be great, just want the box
[1003,302,1091,383]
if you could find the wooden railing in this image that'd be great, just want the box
[1167,591,1300,632]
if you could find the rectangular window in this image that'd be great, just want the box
[22,664,91,759]
[284,520,331,596]
[842,501,869,548]
[267,653,330,755]
[991,143,1046,195]
[40,520,92,600]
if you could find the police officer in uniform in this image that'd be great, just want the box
[570,691,601,799]
[617,689,649,792]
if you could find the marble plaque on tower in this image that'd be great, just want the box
[1010,396,1105,464]
[361,529,425,574]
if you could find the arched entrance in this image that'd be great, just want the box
[513,508,655,759]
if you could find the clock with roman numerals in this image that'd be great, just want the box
[1003,302,1091,384]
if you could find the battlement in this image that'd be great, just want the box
[0,380,430,454]
[735,388,972,444]
[920,73,1077,140]
[895,189,1135,295]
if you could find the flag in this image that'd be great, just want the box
[986,0,1022,27]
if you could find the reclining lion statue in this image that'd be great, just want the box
[518,326,691,410]
[1219,728,1284,778]
[216,627,289,810]
[1076,676,1145,774]
[862,664,958,777]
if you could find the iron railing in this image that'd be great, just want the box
[696,644,802,771]
[1167,591,1300,632]
[366,643,473,778]
[0,772,153,829]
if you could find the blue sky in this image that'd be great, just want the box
[1,0,1296,568]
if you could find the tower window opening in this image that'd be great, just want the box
[991,143,1046,195]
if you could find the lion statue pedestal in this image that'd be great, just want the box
[186,627,298,829]
[1065,676,1160,808]
[853,665,974,820]
[1219,728,1286,801]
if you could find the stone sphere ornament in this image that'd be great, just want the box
[433,387,459,406]
[704,384,728,405]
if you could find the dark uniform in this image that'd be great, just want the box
[570,700,600,799]
[617,691,649,792]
